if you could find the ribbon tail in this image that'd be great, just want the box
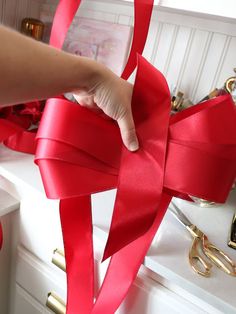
[103,55,171,260]
[92,193,172,314]
[50,0,82,49]
[121,0,154,79]
[60,196,94,314]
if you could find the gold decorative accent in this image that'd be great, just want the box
[225,68,236,94]
[21,18,44,41]
[52,249,66,272]
[46,292,66,314]
[171,91,184,111]
[225,77,236,94]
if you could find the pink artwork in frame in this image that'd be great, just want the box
[40,10,133,76]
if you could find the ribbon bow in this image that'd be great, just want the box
[35,54,236,313]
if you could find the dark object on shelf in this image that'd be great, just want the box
[228,213,236,250]
[171,91,193,113]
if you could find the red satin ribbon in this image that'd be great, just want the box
[1,1,236,313]
[35,55,236,313]
[37,1,159,312]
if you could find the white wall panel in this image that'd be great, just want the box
[0,0,43,28]
[165,26,192,90]
[0,0,4,22]
[145,22,162,63]
[178,29,210,100]
[15,0,30,30]
[196,33,228,100]
[27,0,41,19]
[216,36,236,88]
[153,23,176,73]
[1,0,17,27]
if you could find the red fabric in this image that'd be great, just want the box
[0,100,43,154]
[35,54,236,313]
[60,196,94,313]
[35,2,236,313]
[1,1,236,313]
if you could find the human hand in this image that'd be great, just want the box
[73,63,139,152]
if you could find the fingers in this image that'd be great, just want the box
[74,93,109,117]
[73,93,94,107]
[117,110,139,152]
[74,77,139,152]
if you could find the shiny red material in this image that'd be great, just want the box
[35,55,236,313]
[0,100,44,154]
[1,1,236,314]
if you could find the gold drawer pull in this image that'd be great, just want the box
[46,292,66,314]
[52,249,66,272]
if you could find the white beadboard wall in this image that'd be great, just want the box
[1,0,236,102]
[0,0,43,29]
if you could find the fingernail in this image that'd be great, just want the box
[129,140,139,152]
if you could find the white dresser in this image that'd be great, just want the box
[0,143,235,314]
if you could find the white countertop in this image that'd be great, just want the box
[0,143,235,313]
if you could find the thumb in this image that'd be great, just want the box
[117,110,139,152]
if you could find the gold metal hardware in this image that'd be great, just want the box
[224,68,236,101]
[52,249,66,272]
[225,77,235,94]
[171,91,184,111]
[46,292,66,314]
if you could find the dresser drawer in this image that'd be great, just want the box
[19,197,64,265]
[15,244,102,309]
[18,191,115,266]
[0,174,63,266]
[16,246,204,314]
[12,284,51,314]
[15,246,66,307]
